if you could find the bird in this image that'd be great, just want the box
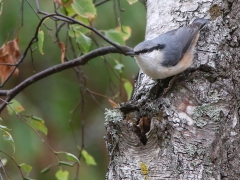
[126,18,209,79]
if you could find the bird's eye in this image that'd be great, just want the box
[157,44,165,49]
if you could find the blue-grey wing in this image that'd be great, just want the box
[160,27,198,67]
[161,18,208,66]
[175,26,199,57]
[170,18,209,58]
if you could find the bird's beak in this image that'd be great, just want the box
[125,51,136,56]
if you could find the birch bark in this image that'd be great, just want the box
[105,0,240,179]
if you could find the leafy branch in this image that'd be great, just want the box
[0,5,133,112]
[0,0,138,179]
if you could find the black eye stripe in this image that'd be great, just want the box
[135,44,165,54]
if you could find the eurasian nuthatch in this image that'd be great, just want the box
[127,18,209,79]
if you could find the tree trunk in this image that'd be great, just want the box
[105,0,240,179]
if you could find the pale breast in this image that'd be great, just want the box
[134,50,194,79]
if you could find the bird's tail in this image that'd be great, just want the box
[192,18,209,30]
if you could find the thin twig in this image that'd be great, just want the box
[0,150,25,179]
[26,0,52,30]
[86,88,121,102]
[20,0,24,27]
[95,0,111,6]
[17,114,59,162]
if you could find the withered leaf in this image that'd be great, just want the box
[58,42,66,63]
[0,38,20,83]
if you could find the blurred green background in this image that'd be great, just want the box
[0,0,146,179]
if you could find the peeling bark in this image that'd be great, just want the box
[105,0,240,179]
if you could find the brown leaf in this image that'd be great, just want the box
[0,38,20,83]
[58,42,66,63]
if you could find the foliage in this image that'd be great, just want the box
[55,169,69,180]
[81,149,97,166]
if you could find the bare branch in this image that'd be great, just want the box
[0,46,132,112]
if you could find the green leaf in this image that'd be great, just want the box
[38,30,44,55]
[116,26,132,41]
[58,161,74,167]
[7,99,24,115]
[61,0,73,7]
[2,130,15,153]
[40,166,50,174]
[27,117,48,135]
[19,163,32,176]
[127,0,138,5]
[68,25,80,38]
[63,5,74,16]
[31,116,44,122]
[72,0,96,19]
[65,153,80,163]
[64,6,92,35]
[122,78,133,100]
[0,125,11,131]
[76,33,92,53]
[68,24,90,38]
[69,24,81,37]
[55,169,69,180]
[55,151,79,164]
[81,149,97,166]
[105,29,125,45]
